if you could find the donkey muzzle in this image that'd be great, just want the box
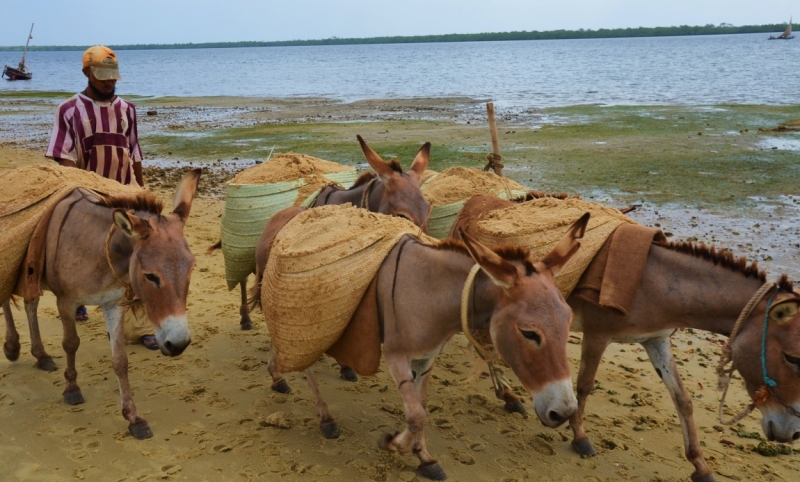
[533,379,578,428]
[761,405,800,443]
[156,315,191,356]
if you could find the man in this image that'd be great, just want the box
[45,46,157,349]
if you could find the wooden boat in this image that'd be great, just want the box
[769,17,794,39]
[2,24,34,81]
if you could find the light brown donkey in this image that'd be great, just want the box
[255,208,589,480]
[232,135,431,341]
[450,195,800,482]
[2,169,201,439]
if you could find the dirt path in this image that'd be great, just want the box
[1,153,797,482]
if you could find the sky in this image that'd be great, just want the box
[1,0,796,46]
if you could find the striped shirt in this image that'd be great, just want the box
[46,93,143,185]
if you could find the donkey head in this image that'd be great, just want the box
[733,289,800,443]
[112,169,200,357]
[357,135,431,233]
[458,213,589,428]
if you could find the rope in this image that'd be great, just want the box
[716,282,775,425]
[361,177,377,209]
[483,153,504,174]
[103,222,142,311]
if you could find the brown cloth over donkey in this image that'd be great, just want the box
[259,204,436,374]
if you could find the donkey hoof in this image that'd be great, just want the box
[271,379,291,394]
[3,342,20,361]
[691,473,717,482]
[63,390,85,405]
[504,400,528,417]
[571,438,597,457]
[129,421,154,440]
[240,319,253,331]
[377,432,400,451]
[418,461,447,481]
[320,422,340,439]
[339,366,359,382]
[36,358,58,372]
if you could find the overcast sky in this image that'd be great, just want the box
[1,1,795,46]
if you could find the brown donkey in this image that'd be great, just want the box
[233,135,431,338]
[451,195,800,482]
[2,169,201,439]
[255,208,589,480]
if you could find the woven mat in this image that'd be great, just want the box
[470,197,636,297]
[0,164,144,304]
[261,204,436,372]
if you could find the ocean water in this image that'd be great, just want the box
[1,33,798,107]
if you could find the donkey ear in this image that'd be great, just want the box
[357,135,395,182]
[459,229,517,290]
[409,142,431,179]
[541,213,589,275]
[113,209,151,240]
[172,168,202,223]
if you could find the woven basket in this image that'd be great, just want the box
[220,168,358,289]
[471,197,635,297]
[0,164,144,304]
[262,204,435,372]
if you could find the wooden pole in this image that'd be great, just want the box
[485,102,503,177]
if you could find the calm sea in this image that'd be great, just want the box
[1,33,798,107]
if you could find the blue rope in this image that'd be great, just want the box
[761,294,778,387]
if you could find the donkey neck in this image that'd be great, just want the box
[318,180,384,211]
[640,244,766,336]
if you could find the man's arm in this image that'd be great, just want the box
[133,162,144,187]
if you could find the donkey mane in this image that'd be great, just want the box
[93,192,164,216]
[656,240,767,282]
[433,239,537,272]
[351,171,377,189]
[387,160,403,173]
[777,273,794,292]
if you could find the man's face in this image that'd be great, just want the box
[83,67,116,100]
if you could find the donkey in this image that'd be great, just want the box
[450,195,800,482]
[231,135,431,338]
[254,207,590,480]
[2,169,201,439]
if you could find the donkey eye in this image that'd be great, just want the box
[144,273,161,287]
[397,213,410,221]
[520,329,542,345]
[784,353,800,374]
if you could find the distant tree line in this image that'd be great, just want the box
[0,23,790,51]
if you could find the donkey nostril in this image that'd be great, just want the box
[164,340,173,352]
[548,410,565,424]
[793,432,800,441]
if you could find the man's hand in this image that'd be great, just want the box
[57,158,77,168]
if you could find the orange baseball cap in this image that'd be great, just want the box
[82,46,122,81]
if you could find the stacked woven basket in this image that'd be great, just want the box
[220,153,359,289]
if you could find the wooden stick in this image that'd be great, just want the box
[485,102,503,177]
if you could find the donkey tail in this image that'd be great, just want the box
[247,271,263,313]
[207,240,222,255]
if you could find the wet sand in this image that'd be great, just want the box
[0,95,798,481]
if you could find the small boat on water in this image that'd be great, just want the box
[2,23,34,81]
[768,17,794,39]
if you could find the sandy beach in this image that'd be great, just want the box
[0,94,798,481]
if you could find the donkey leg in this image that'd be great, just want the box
[57,299,84,405]
[239,279,253,331]
[3,300,21,361]
[25,297,56,371]
[569,334,610,457]
[339,364,359,382]
[382,356,446,480]
[642,336,715,482]
[266,345,291,394]
[303,368,339,439]
[411,358,446,481]
[102,303,152,439]
[487,361,526,416]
